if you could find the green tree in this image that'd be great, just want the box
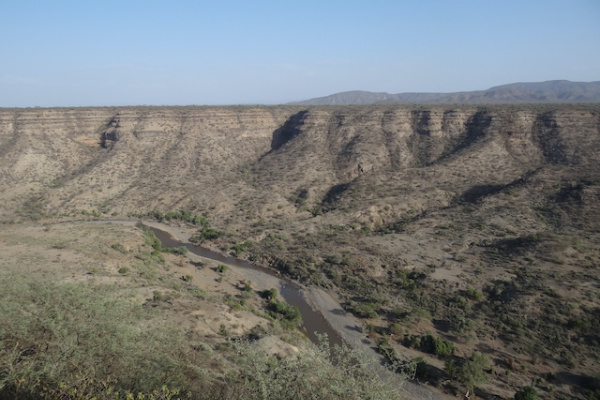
[447,351,491,397]
[514,386,538,400]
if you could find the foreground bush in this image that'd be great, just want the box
[0,273,407,399]
[0,273,204,398]
[219,335,405,400]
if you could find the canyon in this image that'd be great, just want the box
[1,104,599,399]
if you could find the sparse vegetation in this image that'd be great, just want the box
[0,226,404,400]
[0,273,197,398]
[1,105,599,399]
[111,243,127,253]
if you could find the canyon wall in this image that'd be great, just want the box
[0,105,598,221]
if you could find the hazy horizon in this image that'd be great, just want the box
[1,1,599,107]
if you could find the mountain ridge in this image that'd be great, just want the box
[291,80,600,105]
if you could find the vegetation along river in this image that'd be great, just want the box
[143,223,345,347]
[141,221,442,400]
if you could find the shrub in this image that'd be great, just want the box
[268,299,302,328]
[145,210,210,227]
[423,334,455,357]
[412,357,435,384]
[111,243,127,253]
[218,335,406,399]
[405,334,454,357]
[176,246,188,256]
[233,241,252,256]
[118,267,130,275]
[404,334,422,349]
[514,386,538,400]
[240,281,252,292]
[190,226,224,243]
[0,273,196,397]
[464,288,483,301]
[447,351,491,396]
[260,288,278,300]
[39,380,190,400]
[350,302,378,319]
[216,264,227,274]
[144,230,163,252]
[389,323,402,335]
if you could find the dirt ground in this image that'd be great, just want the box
[0,220,305,355]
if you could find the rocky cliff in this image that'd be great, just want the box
[1,105,597,222]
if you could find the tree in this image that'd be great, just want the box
[514,386,538,400]
[447,351,491,398]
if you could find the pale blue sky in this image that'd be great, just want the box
[1,0,599,106]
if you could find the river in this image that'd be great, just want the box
[144,223,346,348]
[136,220,444,400]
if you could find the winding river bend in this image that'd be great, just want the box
[143,223,346,347]
[139,221,443,400]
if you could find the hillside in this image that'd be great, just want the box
[1,104,599,399]
[292,80,600,105]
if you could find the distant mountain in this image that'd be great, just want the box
[291,80,600,105]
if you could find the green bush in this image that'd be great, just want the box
[144,210,210,227]
[404,333,454,357]
[117,266,130,275]
[219,335,406,400]
[240,281,252,292]
[389,323,402,335]
[404,334,422,349]
[144,230,163,252]
[260,288,278,300]
[464,288,483,301]
[216,264,228,274]
[111,243,127,253]
[514,386,538,400]
[447,351,491,395]
[268,299,302,328]
[39,380,190,400]
[350,302,378,319]
[423,334,455,357]
[233,241,252,256]
[190,226,224,243]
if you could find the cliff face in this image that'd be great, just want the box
[0,105,598,220]
[0,107,292,215]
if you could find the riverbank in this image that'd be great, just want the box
[139,219,449,400]
[45,218,447,399]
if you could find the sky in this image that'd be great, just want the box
[1,0,599,106]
